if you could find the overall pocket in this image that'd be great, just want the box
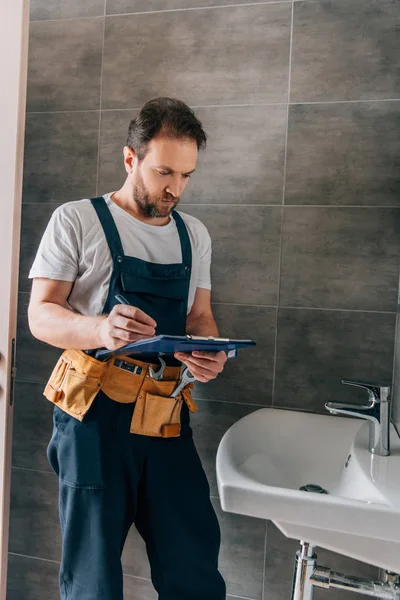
[47,404,108,489]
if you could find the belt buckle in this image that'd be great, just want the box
[114,358,143,375]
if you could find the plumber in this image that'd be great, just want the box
[27,97,227,600]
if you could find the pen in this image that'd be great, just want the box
[115,294,131,305]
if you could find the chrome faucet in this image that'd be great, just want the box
[325,379,391,457]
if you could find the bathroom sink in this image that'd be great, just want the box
[216,408,400,571]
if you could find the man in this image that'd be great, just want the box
[28,97,227,600]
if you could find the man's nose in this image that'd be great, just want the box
[166,177,184,199]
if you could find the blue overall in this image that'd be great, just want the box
[47,197,226,600]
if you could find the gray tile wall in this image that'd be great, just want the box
[10,0,400,598]
[391,299,400,430]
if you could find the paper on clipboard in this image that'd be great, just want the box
[94,334,256,361]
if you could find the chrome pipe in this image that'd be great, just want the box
[290,542,317,600]
[311,567,400,600]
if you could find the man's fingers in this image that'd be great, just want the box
[176,352,224,371]
[175,354,218,376]
[174,355,212,382]
[183,357,216,373]
[114,315,155,337]
[192,365,218,379]
[191,351,219,361]
[115,304,157,328]
[112,306,156,336]
[191,374,209,383]
[110,326,153,343]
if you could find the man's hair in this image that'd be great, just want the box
[126,97,207,161]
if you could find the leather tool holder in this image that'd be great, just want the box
[44,349,198,437]
[130,381,196,438]
[44,349,107,421]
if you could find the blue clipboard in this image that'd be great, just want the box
[94,335,256,361]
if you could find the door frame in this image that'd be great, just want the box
[0,1,30,597]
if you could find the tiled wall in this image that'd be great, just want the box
[8,1,400,599]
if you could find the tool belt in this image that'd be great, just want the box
[44,349,198,438]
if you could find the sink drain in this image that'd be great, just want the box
[299,484,328,494]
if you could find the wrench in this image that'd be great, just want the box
[149,356,167,380]
[170,367,196,398]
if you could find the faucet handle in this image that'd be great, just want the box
[341,379,391,402]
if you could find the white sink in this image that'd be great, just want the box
[216,408,400,572]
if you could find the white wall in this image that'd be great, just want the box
[0,1,30,597]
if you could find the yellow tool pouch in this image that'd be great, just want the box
[101,356,147,403]
[130,379,197,438]
[44,349,198,437]
[44,349,107,421]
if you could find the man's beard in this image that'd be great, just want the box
[133,172,179,218]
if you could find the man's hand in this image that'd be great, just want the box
[174,350,227,383]
[98,304,157,350]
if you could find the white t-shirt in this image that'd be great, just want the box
[29,193,212,316]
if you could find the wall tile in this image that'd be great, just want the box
[192,400,261,496]
[191,304,276,404]
[98,110,138,194]
[291,0,400,102]
[264,522,378,600]
[274,308,396,412]
[285,102,400,206]
[279,207,400,311]
[107,0,288,14]
[7,554,60,600]
[99,106,287,205]
[124,576,158,600]
[16,293,62,385]
[122,498,264,596]
[12,381,54,472]
[122,502,264,597]
[31,0,104,21]
[187,106,287,205]
[122,525,151,579]
[8,469,61,560]
[124,574,242,600]
[215,497,265,599]
[6,536,243,600]
[23,112,99,203]
[27,19,103,112]
[391,312,400,429]
[14,1,400,599]
[183,206,282,305]
[102,5,291,108]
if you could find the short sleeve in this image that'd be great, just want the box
[28,204,80,282]
[196,227,212,290]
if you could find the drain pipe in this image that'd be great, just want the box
[290,541,400,600]
[291,542,318,600]
[311,568,400,599]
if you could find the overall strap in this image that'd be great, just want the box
[172,210,192,271]
[90,197,124,263]
[91,198,192,269]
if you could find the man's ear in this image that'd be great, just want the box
[123,146,137,173]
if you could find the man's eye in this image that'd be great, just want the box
[183,174,192,179]
[157,171,169,176]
